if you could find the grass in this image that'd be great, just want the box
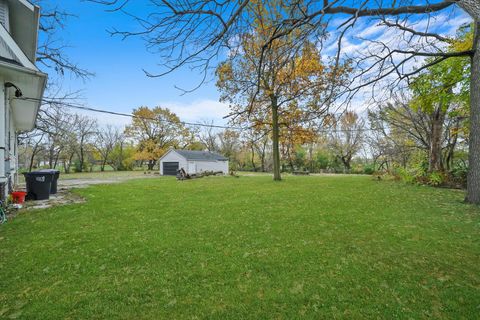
[0,175,479,319]
[57,170,147,180]
[18,170,147,184]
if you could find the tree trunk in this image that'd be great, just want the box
[466,20,480,204]
[260,138,267,172]
[271,95,281,181]
[309,143,314,173]
[147,160,156,171]
[445,125,459,171]
[101,157,107,172]
[64,152,75,174]
[53,152,60,169]
[48,147,54,169]
[250,143,256,172]
[287,146,295,172]
[29,148,37,172]
[341,156,351,171]
[29,136,44,172]
[79,146,85,172]
[429,107,446,172]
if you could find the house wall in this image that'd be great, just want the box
[8,100,16,188]
[159,150,187,175]
[0,76,17,200]
[0,76,6,199]
[159,150,229,176]
[195,160,229,174]
[187,161,196,174]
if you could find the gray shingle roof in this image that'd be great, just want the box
[174,149,228,161]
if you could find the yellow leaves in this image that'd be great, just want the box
[125,106,188,161]
[216,62,234,85]
[133,139,164,161]
[323,114,336,127]
[279,103,317,146]
[450,25,474,52]
[342,111,359,126]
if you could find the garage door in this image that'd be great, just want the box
[162,162,179,176]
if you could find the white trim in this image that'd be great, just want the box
[0,22,37,70]
[32,4,39,63]
[159,149,187,162]
[17,0,34,11]
[0,58,45,77]
[0,60,47,131]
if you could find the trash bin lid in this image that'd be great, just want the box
[24,170,55,176]
[37,169,60,174]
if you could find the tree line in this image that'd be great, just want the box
[21,15,471,191]
[88,0,479,204]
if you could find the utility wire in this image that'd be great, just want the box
[17,97,246,130]
[16,96,384,134]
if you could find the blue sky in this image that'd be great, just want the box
[43,0,229,126]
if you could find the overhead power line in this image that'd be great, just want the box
[16,96,385,134]
[17,97,246,130]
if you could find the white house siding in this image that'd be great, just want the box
[0,77,18,198]
[159,150,187,175]
[0,76,6,194]
[0,1,46,199]
[196,160,229,174]
[159,150,229,176]
[187,161,196,174]
[8,102,17,187]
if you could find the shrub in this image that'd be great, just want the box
[363,165,375,175]
[427,171,444,186]
[450,163,468,181]
[73,160,82,173]
[396,167,416,184]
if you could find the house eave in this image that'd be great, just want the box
[159,149,186,162]
[7,0,39,63]
[0,60,47,131]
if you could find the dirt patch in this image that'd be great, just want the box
[23,189,86,210]
[15,174,161,211]
[57,175,158,189]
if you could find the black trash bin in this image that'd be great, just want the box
[23,171,54,200]
[38,169,60,194]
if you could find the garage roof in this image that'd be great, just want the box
[175,150,228,161]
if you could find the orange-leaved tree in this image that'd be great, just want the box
[125,106,191,170]
[216,1,350,180]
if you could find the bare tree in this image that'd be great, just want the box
[34,0,93,80]
[91,0,480,203]
[94,125,123,171]
[218,129,240,166]
[59,132,78,174]
[17,132,45,172]
[75,115,98,172]
[368,95,467,172]
[36,101,78,169]
[327,111,365,171]
[197,120,219,152]
[32,1,94,170]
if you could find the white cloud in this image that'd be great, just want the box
[67,98,230,130]
[72,106,132,128]
[159,99,230,124]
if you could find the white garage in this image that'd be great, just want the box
[159,149,229,176]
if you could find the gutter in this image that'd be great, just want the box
[0,61,48,130]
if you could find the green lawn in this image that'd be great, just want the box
[1,176,479,319]
[57,170,148,180]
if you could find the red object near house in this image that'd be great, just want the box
[11,191,27,204]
